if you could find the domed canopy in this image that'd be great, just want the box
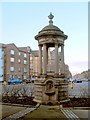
[35,12,68,40]
[41,25,62,32]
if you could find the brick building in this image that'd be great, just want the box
[3,43,30,82]
[0,43,71,83]
[0,43,43,82]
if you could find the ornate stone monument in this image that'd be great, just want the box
[34,13,69,105]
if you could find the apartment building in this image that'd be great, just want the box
[0,43,71,83]
[0,43,41,82]
[30,50,39,78]
[48,49,72,78]
[2,43,30,82]
[0,44,5,82]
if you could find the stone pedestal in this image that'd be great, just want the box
[34,76,70,105]
[34,13,69,105]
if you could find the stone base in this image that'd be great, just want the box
[34,76,69,105]
[40,73,65,78]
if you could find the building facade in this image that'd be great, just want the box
[0,44,5,82]
[49,49,72,78]
[0,43,30,82]
[0,43,50,82]
[0,42,71,83]
[1,43,30,82]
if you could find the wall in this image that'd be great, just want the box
[0,48,4,81]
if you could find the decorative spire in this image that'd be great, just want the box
[48,12,54,25]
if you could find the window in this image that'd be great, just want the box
[0,57,3,59]
[0,74,3,77]
[2,49,4,52]
[30,57,33,60]
[18,59,21,63]
[18,52,21,56]
[10,50,14,55]
[10,75,14,79]
[10,58,14,62]
[18,75,21,79]
[24,53,27,58]
[24,68,27,72]
[30,69,33,73]
[23,75,27,79]
[18,67,21,72]
[1,66,4,69]
[24,60,27,64]
[10,67,14,72]
[30,63,33,67]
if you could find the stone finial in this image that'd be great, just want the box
[48,12,54,25]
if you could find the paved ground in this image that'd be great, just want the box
[1,104,27,119]
[72,109,89,119]
[3,107,36,120]
[1,103,90,120]
[61,108,90,120]
[17,105,66,120]
[61,108,80,120]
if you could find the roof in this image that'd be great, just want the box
[35,24,66,39]
[41,25,61,32]
[3,43,31,53]
[31,50,39,57]
[0,43,6,48]
[18,47,29,53]
[35,13,68,40]
[18,46,31,53]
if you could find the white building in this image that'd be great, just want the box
[0,45,4,82]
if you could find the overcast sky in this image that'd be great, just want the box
[1,2,88,75]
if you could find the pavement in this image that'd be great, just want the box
[17,105,66,120]
[61,108,89,120]
[72,109,89,119]
[1,104,27,120]
[1,102,90,120]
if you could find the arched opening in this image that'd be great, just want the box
[46,81,53,90]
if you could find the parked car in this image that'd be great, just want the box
[8,79,23,84]
[75,78,82,83]
[31,77,36,83]
[69,78,82,83]
[73,78,82,83]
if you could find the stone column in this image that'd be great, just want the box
[39,45,42,75]
[55,43,59,75]
[43,44,47,75]
[46,46,48,64]
[61,45,65,74]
